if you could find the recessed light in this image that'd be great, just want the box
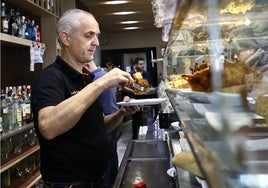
[123,27,140,30]
[112,11,136,15]
[103,1,128,5]
[120,21,139,24]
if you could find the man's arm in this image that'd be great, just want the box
[38,68,134,140]
[103,105,140,133]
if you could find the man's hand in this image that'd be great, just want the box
[97,68,134,90]
[119,96,140,116]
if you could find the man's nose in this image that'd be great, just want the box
[92,36,99,46]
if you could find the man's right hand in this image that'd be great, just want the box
[97,68,134,90]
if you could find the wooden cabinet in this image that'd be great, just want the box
[1,0,61,187]
[1,123,41,188]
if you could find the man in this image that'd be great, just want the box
[129,57,152,139]
[84,61,119,188]
[31,9,140,188]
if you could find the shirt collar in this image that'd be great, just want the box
[55,56,94,82]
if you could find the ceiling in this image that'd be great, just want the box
[77,0,159,33]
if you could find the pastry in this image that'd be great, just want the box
[172,150,204,178]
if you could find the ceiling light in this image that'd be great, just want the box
[120,21,139,24]
[112,11,135,15]
[123,27,140,30]
[103,1,128,5]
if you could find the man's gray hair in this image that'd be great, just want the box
[56,9,95,47]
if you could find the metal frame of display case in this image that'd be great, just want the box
[165,88,268,188]
[158,0,268,186]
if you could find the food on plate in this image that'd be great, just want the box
[222,62,255,88]
[182,67,211,92]
[194,61,209,72]
[133,72,150,95]
[181,61,257,92]
[172,150,204,178]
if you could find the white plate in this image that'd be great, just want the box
[117,98,167,106]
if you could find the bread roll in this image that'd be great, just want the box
[172,150,204,178]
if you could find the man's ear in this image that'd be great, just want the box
[59,31,70,47]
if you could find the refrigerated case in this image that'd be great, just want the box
[159,0,268,188]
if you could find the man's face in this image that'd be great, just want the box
[67,14,100,64]
[135,60,145,72]
[233,49,255,62]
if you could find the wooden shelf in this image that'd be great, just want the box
[4,0,56,17]
[1,144,40,173]
[7,168,41,188]
[1,33,32,47]
[0,33,45,48]
[1,122,34,141]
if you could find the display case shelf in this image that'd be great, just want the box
[165,88,268,188]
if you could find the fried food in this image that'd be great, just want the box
[167,75,191,89]
[136,78,150,88]
[182,68,212,92]
[182,61,256,92]
[133,72,143,80]
[133,72,150,95]
[222,62,255,87]
[194,62,208,72]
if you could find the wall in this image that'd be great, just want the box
[101,29,167,82]
[101,29,165,54]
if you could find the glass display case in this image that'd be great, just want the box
[157,0,268,187]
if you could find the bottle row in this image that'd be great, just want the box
[1,127,38,160]
[1,2,41,42]
[1,85,32,134]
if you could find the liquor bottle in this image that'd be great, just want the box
[18,16,26,38]
[18,86,26,125]
[13,95,22,127]
[13,9,21,36]
[31,20,36,41]
[6,96,15,131]
[8,8,17,36]
[35,24,41,42]
[1,93,9,133]
[1,2,9,33]
[0,117,2,134]
[46,0,51,10]
[25,18,31,40]
[25,85,32,123]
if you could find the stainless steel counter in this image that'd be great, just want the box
[113,140,176,188]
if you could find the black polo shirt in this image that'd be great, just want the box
[31,56,110,182]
